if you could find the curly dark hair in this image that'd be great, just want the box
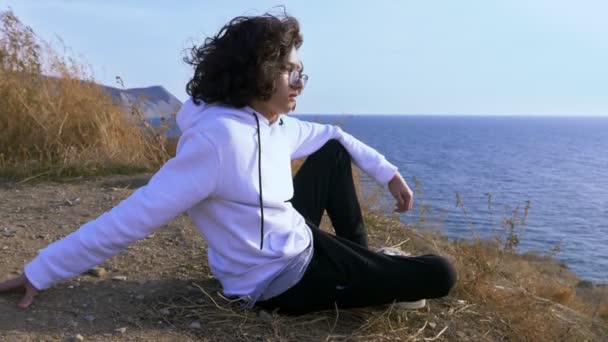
[184,11,303,108]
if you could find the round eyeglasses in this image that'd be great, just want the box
[288,69,308,88]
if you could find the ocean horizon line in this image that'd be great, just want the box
[293,113,608,118]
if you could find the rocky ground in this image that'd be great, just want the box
[1,174,606,341]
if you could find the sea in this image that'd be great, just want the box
[296,115,608,282]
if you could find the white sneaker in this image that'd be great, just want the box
[376,246,411,257]
[376,246,426,310]
[394,299,426,310]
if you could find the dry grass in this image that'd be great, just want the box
[409,183,608,340]
[0,9,172,181]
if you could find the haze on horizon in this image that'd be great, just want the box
[3,0,608,116]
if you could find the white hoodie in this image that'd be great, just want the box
[25,99,399,301]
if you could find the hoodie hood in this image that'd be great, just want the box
[176,98,277,133]
[175,98,208,132]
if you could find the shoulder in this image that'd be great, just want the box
[280,114,302,126]
[279,114,306,134]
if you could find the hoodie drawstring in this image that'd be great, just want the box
[252,113,265,250]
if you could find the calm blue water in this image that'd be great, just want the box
[296,115,608,282]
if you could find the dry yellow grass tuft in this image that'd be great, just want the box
[0,9,171,181]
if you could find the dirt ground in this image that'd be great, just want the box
[1,174,606,341]
[1,174,215,340]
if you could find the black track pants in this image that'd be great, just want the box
[256,140,457,314]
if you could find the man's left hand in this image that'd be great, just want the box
[388,173,414,213]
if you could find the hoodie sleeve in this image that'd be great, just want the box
[24,129,220,290]
[286,116,398,185]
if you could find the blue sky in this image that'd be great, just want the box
[2,0,607,115]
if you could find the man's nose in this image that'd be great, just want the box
[291,80,304,91]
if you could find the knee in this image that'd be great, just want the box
[428,255,457,297]
[316,139,350,161]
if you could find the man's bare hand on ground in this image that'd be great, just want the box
[0,273,38,309]
[388,173,414,213]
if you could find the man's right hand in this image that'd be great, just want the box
[0,273,38,309]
